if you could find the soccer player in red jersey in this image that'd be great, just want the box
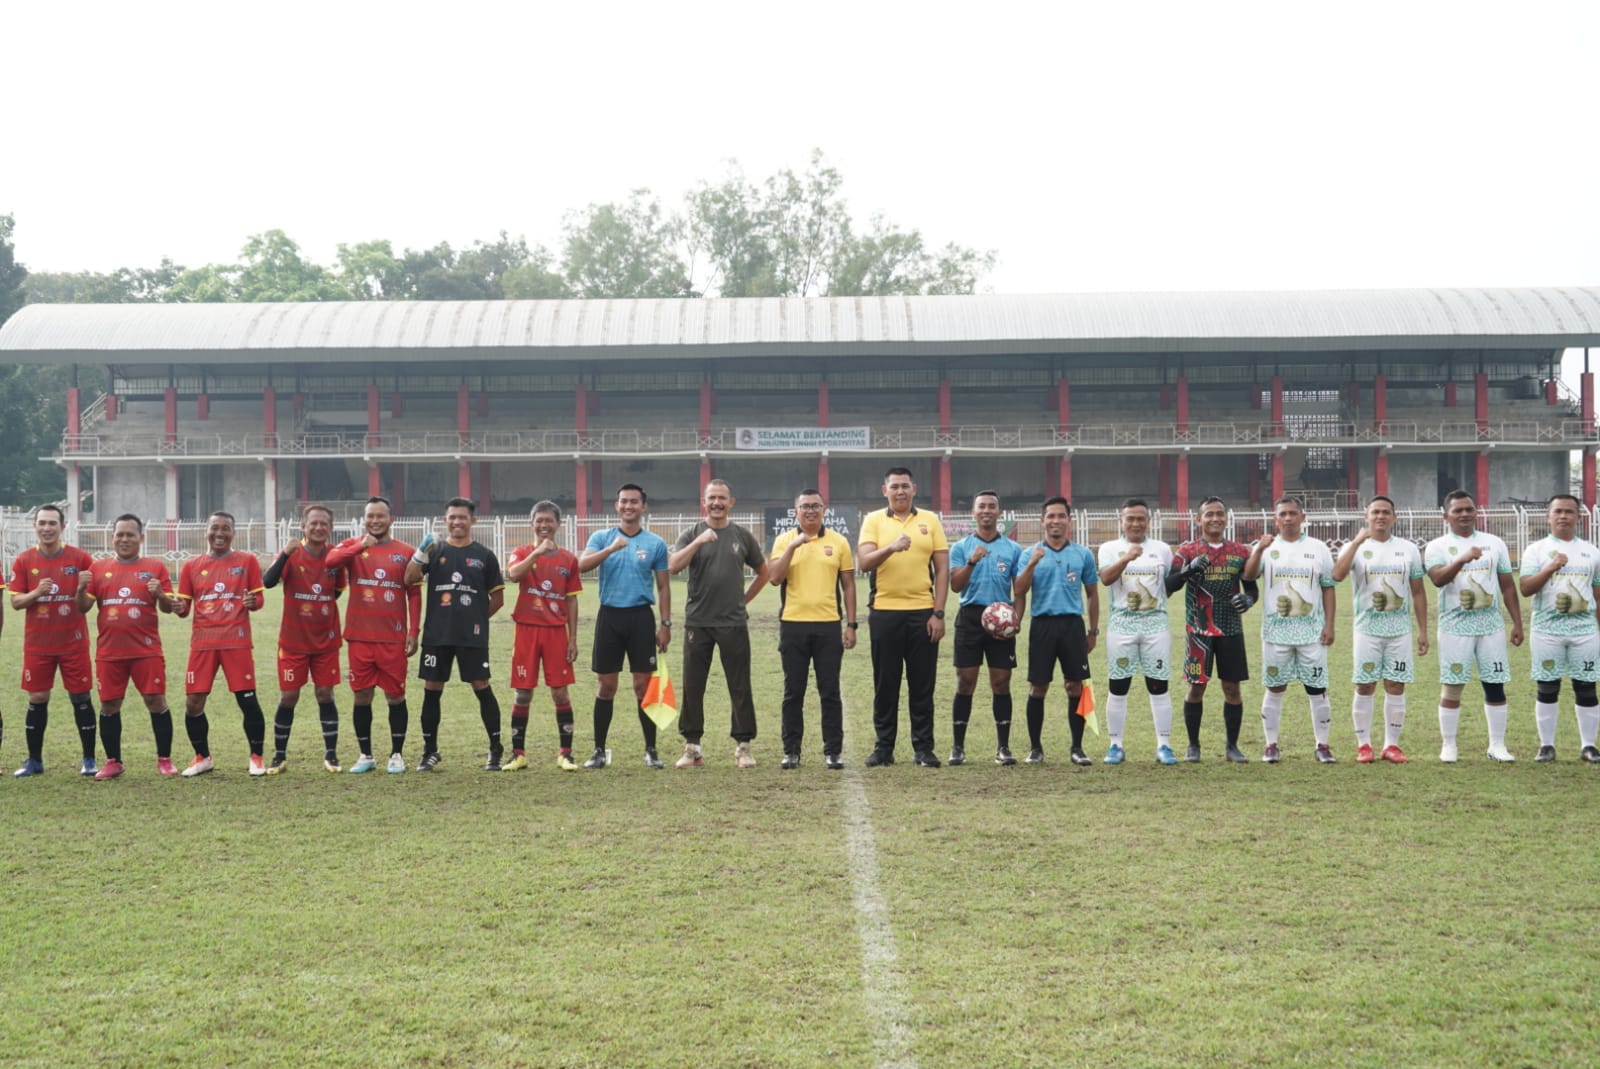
[262,504,346,774]
[8,504,99,778]
[326,496,421,774]
[75,514,179,779]
[503,500,583,771]
[173,511,268,777]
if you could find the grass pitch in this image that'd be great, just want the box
[1,584,1597,1068]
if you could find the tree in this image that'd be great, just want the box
[25,259,186,304]
[561,191,690,299]
[686,151,994,298]
[0,214,26,326]
[335,240,409,300]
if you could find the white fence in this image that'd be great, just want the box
[0,506,1583,573]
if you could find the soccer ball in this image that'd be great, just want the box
[980,601,1021,639]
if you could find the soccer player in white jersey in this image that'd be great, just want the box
[1423,489,1524,762]
[1244,497,1338,762]
[1097,498,1177,765]
[1517,493,1600,763]
[1331,495,1428,763]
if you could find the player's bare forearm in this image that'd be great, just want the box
[949,564,972,593]
[842,572,857,623]
[1086,584,1099,633]
[932,552,950,612]
[855,542,890,572]
[404,560,425,586]
[654,572,671,621]
[1411,578,1428,636]
[744,562,769,606]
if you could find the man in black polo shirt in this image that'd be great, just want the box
[404,497,506,772]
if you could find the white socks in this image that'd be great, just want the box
[1106,691,1127,748]
[1485,703,1509,748]
[1261,689,1284,746]
[1352,692,1375,746]
[1535,701,1559,747]
[1309,692,1333,746]
[1383,692,1407,749]
[1150,692,1173,749]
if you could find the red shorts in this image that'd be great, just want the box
[186,648,257,694]
[279,647,342,689]
[347,641,408,695]
[97,656,167,702]
[21,647,93,694]
[511,623,576,689]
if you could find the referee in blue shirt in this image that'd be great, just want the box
[578,483,673,769]
[1015,497,1100,766]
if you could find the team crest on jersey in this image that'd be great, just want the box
[1362,550,1372,559]
[29,568,38,575]
[1067,572,1079,583]
[138,571,153,580]
[119,586,131,598]
[1543,659,1556,670]
[1362,661,1375,673]
[440,593,452,605]
[466,558,484,569]
[63,566,78,576]
[558,566,571,577]
[391,554,406,565]
[1116,657,1130,669]
[1270,550,1280,559]
[229,566,243,576]
[1266,666,1280,677]
[461,594,473,606]
[918,526,928,535]
[636,549,648,561]
[1450,662,1464,674]
[451,572,463,583]
[213,582,226,593]
[823,546,834,557]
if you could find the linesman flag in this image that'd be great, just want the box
[1075,681,1100,737]
[642,660,677,729]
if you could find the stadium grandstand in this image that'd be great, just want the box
[1,288,1597,537]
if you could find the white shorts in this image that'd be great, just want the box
[1261,641,1329,689]
[1436,630,1510,685]
[1529,631,1600,683]
[1351,632,1416,685]
[1105,630,1171,681]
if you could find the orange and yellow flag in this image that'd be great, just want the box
[642,660,677,729]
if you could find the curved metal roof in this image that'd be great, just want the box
[2,287,1597,365]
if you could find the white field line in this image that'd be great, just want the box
[840,699,919,1069]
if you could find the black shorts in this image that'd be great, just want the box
[1183,631,1249,685]
[591,604,660,675]
[953,603,1017,670]
[1027,614,1090,684]
[418,644,492,683]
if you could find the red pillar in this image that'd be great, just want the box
[477,462,491,513]
[1546,378,1559,405]
[1584,450,1596,510]
[937,375,953,513]
[367,463,381,498]
[1159,383,1172,411]
[699,381,713,438]
[700,458,712,490]
[105,393,117,422]
[392,470,406,514]
[457,462,472,500]
[391,391,404,419]
[575,461,590,520]
[457,383,471,446]
[475,390,488,418]
[197,393,209,421]
[1373,374,1388,434]
[1175,377,1189,433]
[367,383,380,447]
[1270,374,1284,430]
[1475,451,1489,507]
[1375,450,1389,496]
[1581,371,1594,433]
[1445,381,1457,407]
[1271,454,1285,503]
[1474,373,1489,432]
[817,457,830,501]
[1346,450,1360,495]
[164,386,177,446]
[263,386,277,448]
[1176,455,1189,515]
[66,385,80,451]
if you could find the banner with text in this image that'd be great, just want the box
[735,426,871,451]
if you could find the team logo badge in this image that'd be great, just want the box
[1116,657,1130,669]
[451,572,463,583]
[311,583,323,595]
[383,591,396,602]
[461,594,473,606]
[129,608,141,619]
[1450,662,1464,674]
[636,549,648,561]
[823,546,834,557]
[1362,661,1375,673]
[118,586,131,598]
[1270,550,1280,559]
[1543,659,1556,670]
[1266,666,1280,677]
[440,593,452,606]
[1362,550,1372,559]
[214,582,226,593]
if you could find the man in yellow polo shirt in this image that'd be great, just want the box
[768,488,858,770]
[857,466,950,768]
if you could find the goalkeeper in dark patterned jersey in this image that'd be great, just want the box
[1167,497,1258,763]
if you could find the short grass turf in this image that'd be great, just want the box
[0,583,1597,1068]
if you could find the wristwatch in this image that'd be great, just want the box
[659,619,672,627]
[932,610,945,620]
[1087,627,1100,636]
[847,621,859,630]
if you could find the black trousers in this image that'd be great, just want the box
[869,609,938,754]
[778,621,844,756]
[679,625,757,743]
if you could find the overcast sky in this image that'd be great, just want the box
[8,1,1598,301]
